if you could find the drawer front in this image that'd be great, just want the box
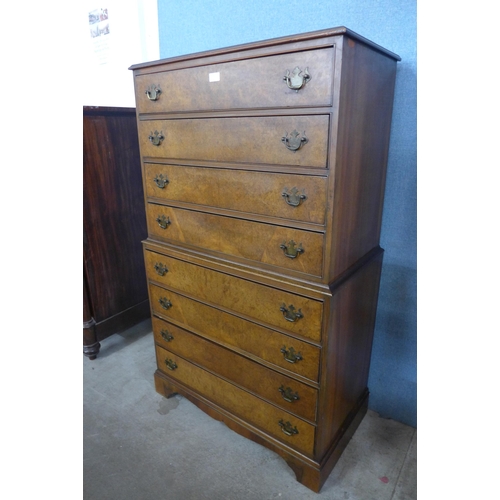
[138,115,329,168]
[145,250,324,341]
[153,317,318,422]
[145,164,328,225]
[147,204,324,277]
[135,47,334,113]
[156,345,316,456]
[150,286,320,381]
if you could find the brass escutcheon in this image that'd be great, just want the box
[282,187,307,207]
[145,84,162,101]
[154,173,169,189]
[165,358,177,370]
[160,329,174,342]
[154,262,168,276]
[278,385,300,403]
[159,297,172,310]
[283,66,311,91]
[149,130,164,146]
[156,215,171,229]
[280,240,304,259]
[280,346,303,364]
[278,419,299,436]
[281,130,308,152]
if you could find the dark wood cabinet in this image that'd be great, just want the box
[83,106,150,359]
[130,27,400,492]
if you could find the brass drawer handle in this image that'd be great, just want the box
[278,419,299,436]
[280,240,304,259]
[283,66,311,91]
[159,297,172,310]
[149,130,164,146]
[280,304,303,322]
[165,358,177,370]
[154,262,168,276]
[156,215,171,229]
[160,329,174,342]
[280,346,303,364]
[154,174,169,189]
[282,187,306,207]
[281,130,308,151]
[278,385,300,403]
[145,84,162,101]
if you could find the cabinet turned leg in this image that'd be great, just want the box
[83,318,100,360]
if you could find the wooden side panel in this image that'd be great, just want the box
[83,108,148,324]
[315,249,383,458]
[329,39,397,279]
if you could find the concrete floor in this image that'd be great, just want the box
[83,319,417,499]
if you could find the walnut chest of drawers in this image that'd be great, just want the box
[130,27,400,493]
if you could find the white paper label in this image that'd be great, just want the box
[209,72,220,82]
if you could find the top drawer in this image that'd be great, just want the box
[134,47,334,114]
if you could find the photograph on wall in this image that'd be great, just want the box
[89,7,110,65]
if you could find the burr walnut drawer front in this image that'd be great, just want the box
[156,345,316,455]
[144,164,328,225]
[135,47,334,114]
[153,317,318,422]
[138,115,329,168]
[149,286,320,382]
[147,203,324,277]
[145,250,324,342]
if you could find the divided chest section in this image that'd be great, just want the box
[136,42,336,280]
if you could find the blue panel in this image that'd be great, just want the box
[156,0,417,428]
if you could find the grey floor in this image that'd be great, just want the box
[83,319,417,500]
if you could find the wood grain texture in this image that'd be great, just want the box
[328,39,398,279]
[145,250,324,341]
[138,115,329,168]
[83,106,149,350]
[152,317,318,422]
[156,345,316,455]
[135,47,334,113]
[315,248,383,458]
[144,163,328,225]
[149,287,321,381]
[146,203,325,277]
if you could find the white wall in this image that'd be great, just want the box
[82,1,159,107]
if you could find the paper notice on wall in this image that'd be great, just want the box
[89,7,110,65]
